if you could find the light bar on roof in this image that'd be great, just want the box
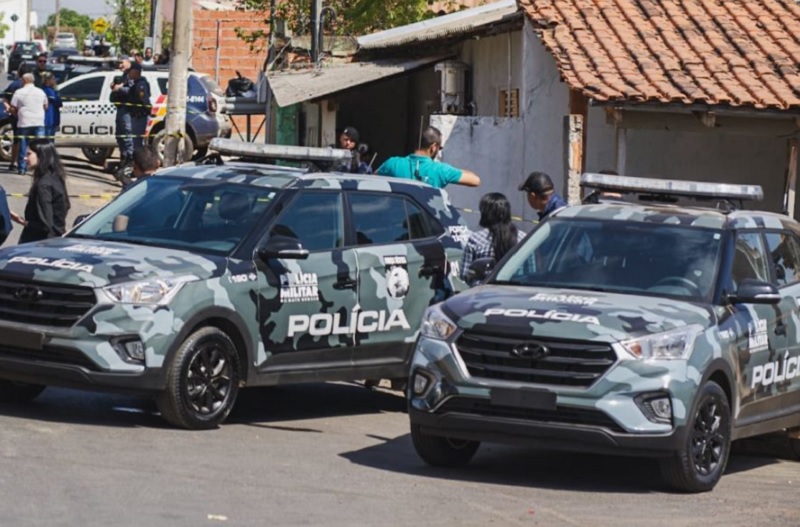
[209,138,352,163]
[580,173,763,201]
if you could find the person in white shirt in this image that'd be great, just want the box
[10,73,47,175]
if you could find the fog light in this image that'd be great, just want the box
[112,337,146,363]
[635,392,673,425]
[649,397,672,420]
[412,370,432,396]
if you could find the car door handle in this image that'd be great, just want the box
[419,265,440,278]
[775,323,787,336]
[333,277,357,290]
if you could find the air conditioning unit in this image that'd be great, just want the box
[434,61,470,115]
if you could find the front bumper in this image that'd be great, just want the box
[409,335,695,456]
[0,302,182,393]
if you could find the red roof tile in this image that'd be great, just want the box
[518,0,800,111]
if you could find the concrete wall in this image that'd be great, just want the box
[432,115,525,230]
[459,30,522,116]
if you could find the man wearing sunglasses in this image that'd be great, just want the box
[33,53,48,89]
[377,126,480,189]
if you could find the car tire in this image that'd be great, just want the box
[0,122,13,162]
[151,129,194,164]
[0,380,46,403]
[659,381,731,493]
[411,423,480,467]
[82,146,114,166]
[156,327,241,430]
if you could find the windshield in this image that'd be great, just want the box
[71,176,278,255]
[15,43,38,54]
[495,218,723,302]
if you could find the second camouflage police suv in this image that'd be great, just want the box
[0,140,469,429]
[408,174,800,493]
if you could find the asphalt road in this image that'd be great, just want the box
[0,382,799,527]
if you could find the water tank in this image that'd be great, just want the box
[434,61,469,115]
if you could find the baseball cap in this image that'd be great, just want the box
[518,171,555,194]
[342,126,360,143]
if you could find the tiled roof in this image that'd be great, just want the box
[518,0,800,111]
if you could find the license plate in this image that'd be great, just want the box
[2,327,44,350]
[490,387,557,410]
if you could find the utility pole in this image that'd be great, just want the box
[55,0,61,36]
[311,0,321,65]
[163,0,191,167]
[149,0,162,55]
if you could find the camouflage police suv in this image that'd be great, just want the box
[0,139,469,429]
[408,174,800,492]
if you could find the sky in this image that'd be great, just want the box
[32,0,113,25]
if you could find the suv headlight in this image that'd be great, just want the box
[420,304,457,340]
[103,276,196,305]
[621,324,703,360]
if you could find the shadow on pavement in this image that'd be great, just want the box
[340,432,786,494]
[0,382,407,430]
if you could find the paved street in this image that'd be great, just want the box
[0,381,799,527]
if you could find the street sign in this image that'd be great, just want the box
[92,17,109,34]
[10,14,18,22]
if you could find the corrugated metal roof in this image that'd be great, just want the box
[357,0,519,50]
[267,55,451,107]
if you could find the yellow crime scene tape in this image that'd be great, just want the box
[457,206,537,224]
[7,193,119,200]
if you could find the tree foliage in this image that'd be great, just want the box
[107,0,151,54]
[235,0,435,52]
[0,13,9,40]
[45,9,93,45]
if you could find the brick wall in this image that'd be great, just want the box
[193,9,270,139]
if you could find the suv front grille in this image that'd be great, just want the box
[437,398,624,432]
[456,330,617,387]
[0,276,97,327]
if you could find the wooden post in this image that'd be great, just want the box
[564,114,584,205]
[785,138,798,218]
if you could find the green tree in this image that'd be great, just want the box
[45,9,93,45]
[107,0,150,54]
[0,13,10,40]
[236,0,434,52]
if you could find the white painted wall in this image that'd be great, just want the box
[0,0,32,46]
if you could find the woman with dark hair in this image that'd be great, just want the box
[460,192,525,285]
[10,139,70,243]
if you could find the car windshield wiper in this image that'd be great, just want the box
[490,279,524,286]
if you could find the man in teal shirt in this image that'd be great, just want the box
[377,126,481,189]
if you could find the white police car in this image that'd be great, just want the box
[54,68,232,165]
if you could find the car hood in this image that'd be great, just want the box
[0,238,228,288]
[444,286,716,342]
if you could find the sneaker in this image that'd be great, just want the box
[7,163,17,171]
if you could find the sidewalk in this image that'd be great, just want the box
[1,148,121,246]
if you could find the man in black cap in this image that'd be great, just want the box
[519,171,568,220]
[336,126,372,174]
[110,61,151,180]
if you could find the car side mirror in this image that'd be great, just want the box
[257,235,309,261]
[465,257,496,284]
[728,279,781,305]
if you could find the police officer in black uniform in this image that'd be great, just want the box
[110,61,151,182]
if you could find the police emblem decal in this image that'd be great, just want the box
[384,256,409,299]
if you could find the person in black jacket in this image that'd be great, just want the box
[10,139,70,243]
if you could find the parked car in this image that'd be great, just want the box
[0,139,470,429]
[0,46,8,74]
[0,103,12,162]
[53,32,78,49]
[7,41,45,77]
[407,173,800,493]
[55,68,232,164]
[48,47,81,64]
